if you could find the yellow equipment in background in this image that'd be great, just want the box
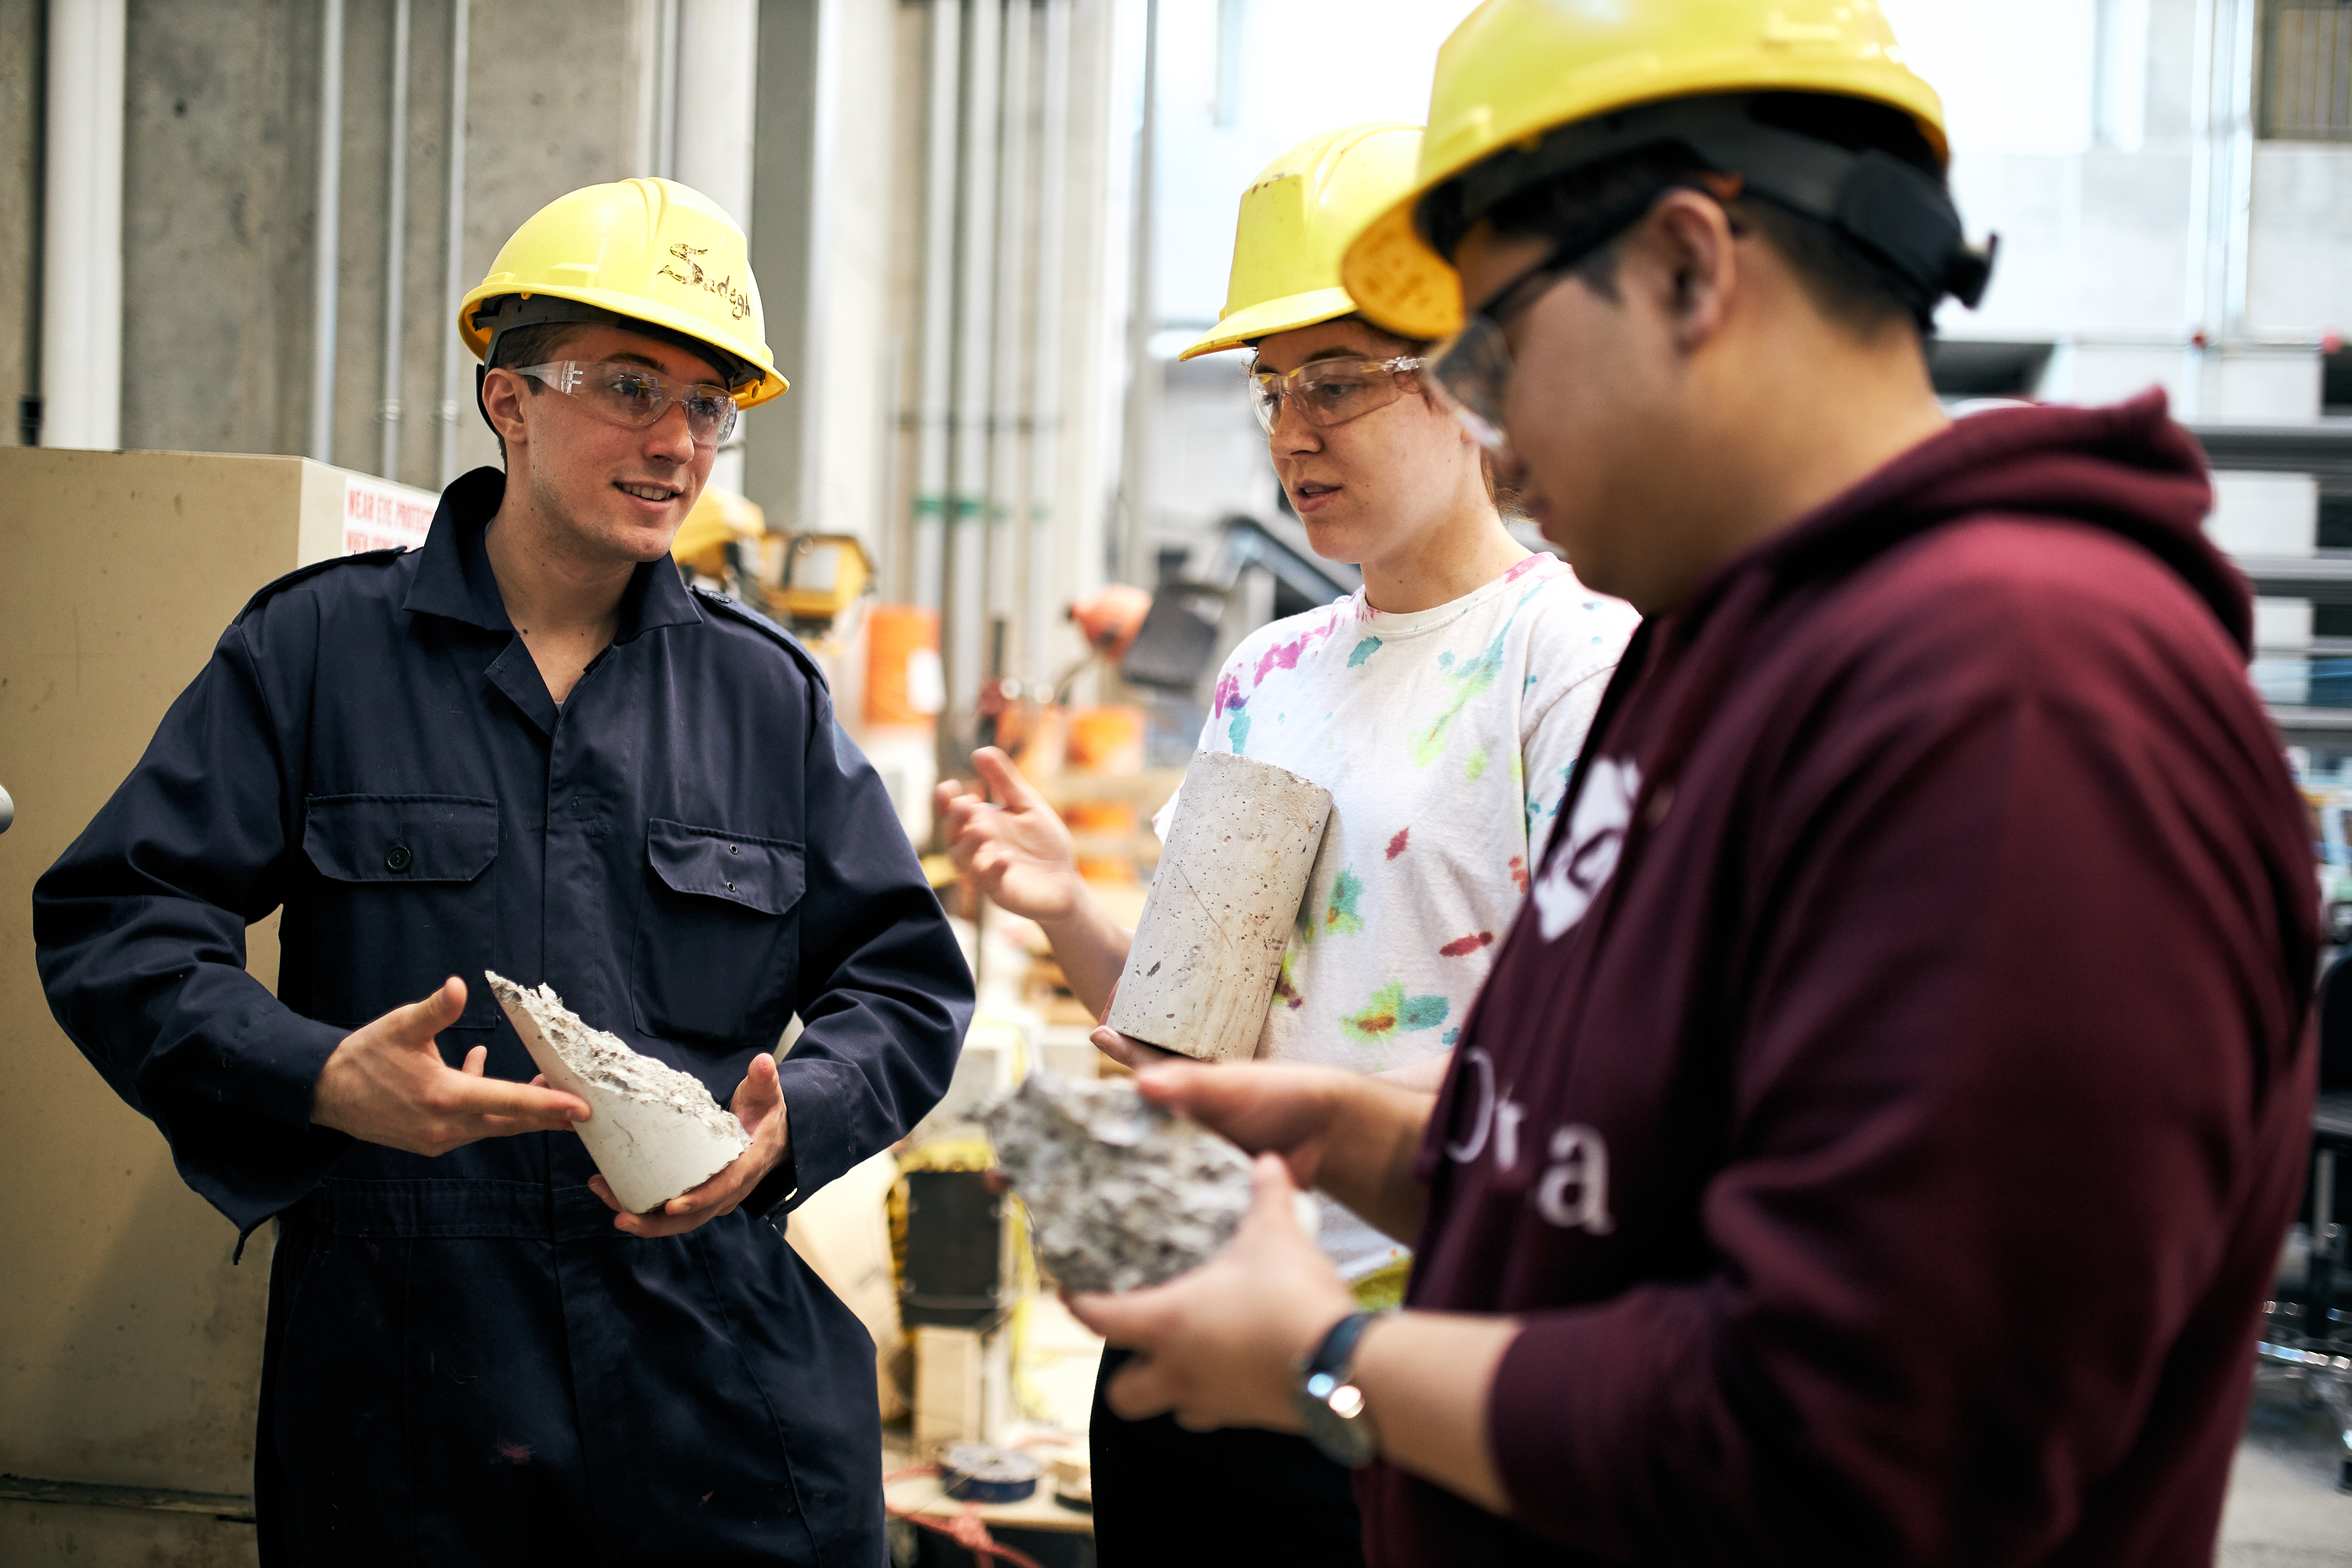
[671,489,874,639]
[777,533,874,628]
[670,486,767,581]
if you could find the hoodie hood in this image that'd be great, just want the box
[1711,390,2243,656]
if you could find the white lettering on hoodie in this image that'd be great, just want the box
[1533,757,1642,941]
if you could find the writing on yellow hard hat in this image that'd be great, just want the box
[1180,123,1423,360]
[460,177,788,407]
[1341,0,1983,342]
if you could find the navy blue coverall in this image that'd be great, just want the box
[34,469,972,1566]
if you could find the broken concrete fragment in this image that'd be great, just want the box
[981,1070,1259,1293]
[486,971,752,1215]
[1106,750,1332,1062]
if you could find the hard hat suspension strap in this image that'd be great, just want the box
[1419,94,1994,321]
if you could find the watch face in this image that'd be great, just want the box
[1295,1382,1379,1468]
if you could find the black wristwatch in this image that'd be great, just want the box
[1294,1310,1386,1467]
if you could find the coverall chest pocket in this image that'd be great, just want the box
[633,819,805,1048]
[300,795,500,1029]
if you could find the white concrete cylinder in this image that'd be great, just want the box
[1106,751,1331,1062]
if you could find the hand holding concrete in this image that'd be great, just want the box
[1088,1023,1185,1072]
[1064,1153,1356,1433]
[934,746,1085,922]
[589,1051,791,1239]
[1135,1058,1437,1247]
[310,976,592,1155]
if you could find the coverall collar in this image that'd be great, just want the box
[404,465,707,644]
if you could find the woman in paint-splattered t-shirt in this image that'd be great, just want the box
[935,119,1634,1568]
[1155,548,1635,1290]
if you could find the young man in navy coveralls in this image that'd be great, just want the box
[35,178,971,1564]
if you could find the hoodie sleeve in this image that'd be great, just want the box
[1480,540,2314,1562]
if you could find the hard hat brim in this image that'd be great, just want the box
[1176,286,1362,361]
[458,280,789,407]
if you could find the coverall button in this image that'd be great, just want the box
[385,844,412,872]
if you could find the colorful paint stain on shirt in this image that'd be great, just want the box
[1464,748,1488,783]
[1409,618,1515,766]
[1348,636,1383,668]
[1438,930,1495,958]
[1510,854,1529,895]
[1252,622,1336,688]
[1340,980,1450,1043]
[1323,866,1365,938]
[1272,951,1304,1010]
[1228,709,1251,752]
[1386,827,1410,860]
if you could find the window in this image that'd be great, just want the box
[2261,1,2352,141]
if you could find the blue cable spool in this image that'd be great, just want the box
[938,1442,1041,1505]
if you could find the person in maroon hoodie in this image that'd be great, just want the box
[1063,3,2321,1564]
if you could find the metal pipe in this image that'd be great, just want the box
[2219,0,2257,337]
[41,0,126,451]
[656,0,682,180]
[948,0,1003,713]
[18,0,48,447]
[912,0,962,612]
[1116,0,1160,584]
[437,0,470,486]
[378,0,411,479]
[1025,0,1071,687]
[987,0,1031,668]
[797,0,842,534]
[310,0,346,462]
[673,0,758,496]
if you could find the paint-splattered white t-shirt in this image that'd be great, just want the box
[1154,552,1638,1281]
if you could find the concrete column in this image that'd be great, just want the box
[41,0,125,451]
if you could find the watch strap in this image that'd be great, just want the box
[1303,1310,1379,1380]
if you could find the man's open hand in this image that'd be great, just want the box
[310,976,590,1154]
[590,1050,792,1238]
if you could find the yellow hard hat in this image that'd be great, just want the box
[1179,123,1423,360]
[1342,0,1959,341]
[460,177,787,406]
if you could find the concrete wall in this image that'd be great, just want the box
[119,0,322,458]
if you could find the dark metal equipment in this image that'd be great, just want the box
[899,1169,1006,1330]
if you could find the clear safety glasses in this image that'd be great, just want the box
[1426,181,1685,454]
[1247,355,1427,436]
[513,360,741,449]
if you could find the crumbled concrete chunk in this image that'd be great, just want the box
[487,971,751,1214]
[981,1070,1256,1293]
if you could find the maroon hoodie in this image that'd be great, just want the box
[1364,393,2319,1566]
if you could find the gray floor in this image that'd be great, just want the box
[2217,1376,2352,1566]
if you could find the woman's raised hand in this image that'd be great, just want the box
[933,746,1085,922]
